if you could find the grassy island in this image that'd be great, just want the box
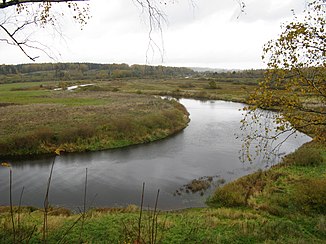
[0,82,189,157]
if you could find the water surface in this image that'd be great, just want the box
[0,99,311,210]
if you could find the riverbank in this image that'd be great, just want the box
[0,82,189,158]
[0,140,325,243]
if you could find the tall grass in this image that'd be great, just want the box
[122,183,164,244]
[42,157,55,243]
[9,169,15,243]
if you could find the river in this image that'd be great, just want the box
[0,99,311,210]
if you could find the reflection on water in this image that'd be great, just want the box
[0,99,311,211]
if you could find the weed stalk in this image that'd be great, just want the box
[79,168,88,242]
[137,182,145,243]
[17,186,25,242]
[42,157,55,243]
[9,169,16,243]
[152,189,160,244]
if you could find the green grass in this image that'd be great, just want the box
[208,141,326,216]
[0,81,107,105]
[0,204,325,243]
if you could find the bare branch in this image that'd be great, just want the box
[0,23,38,61]
[11,20,34,36]
[0,0,88,9]
[0,0,90,61]
[134,0,167,63]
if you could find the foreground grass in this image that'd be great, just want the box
[0,141,325,243]
[0,82,189,157]
[1,206,325,243]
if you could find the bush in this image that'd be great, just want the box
[207,81,221,89]
[285,146,324,166]
[208,171,274,207]
[208,181,248,207]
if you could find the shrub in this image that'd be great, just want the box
[208,171,267,208]
[285,146,324,166]
[208,181,248,207]
[208,81,217,89]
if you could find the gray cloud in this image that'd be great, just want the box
[0,0,307,69]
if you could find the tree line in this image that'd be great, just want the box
[0,63,196,80]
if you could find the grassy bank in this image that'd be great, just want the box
[208,141,326,215]
[0,82,189,157]
[0,141,325,243]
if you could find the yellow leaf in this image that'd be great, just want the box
[1,162,11,168]
[55,148,64,155]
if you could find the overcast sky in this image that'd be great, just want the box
[0,0,308,69]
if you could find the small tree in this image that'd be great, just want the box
[241,0,325,162]
[208,80,217,89]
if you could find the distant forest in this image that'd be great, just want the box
[0,63,195,83]
[0,62,265,84]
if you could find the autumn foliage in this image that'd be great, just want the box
[241,1,325,162]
